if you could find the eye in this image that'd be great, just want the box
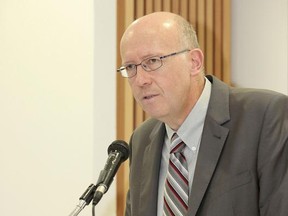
[125,64,136,71]
[146,57,160,66]
[142,57,162,71]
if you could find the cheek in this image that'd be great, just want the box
[165,71,190,91]
[128,81,141,100]
[164,75,191,102]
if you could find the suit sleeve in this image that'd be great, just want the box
[257,94,288,215]
[124,189,131,216]
[124,136,133,216]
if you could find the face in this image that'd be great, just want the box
[120,16,203,128]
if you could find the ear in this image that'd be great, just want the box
[189,48,204,75]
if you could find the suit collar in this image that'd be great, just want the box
[188,75,231,215]
[138,121,166,216]
[206,75,230,124]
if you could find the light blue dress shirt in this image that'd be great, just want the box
[157,78,211,215]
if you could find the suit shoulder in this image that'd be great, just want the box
[129,118,165,156]
[133,118,163,137]
[230,87,288,104]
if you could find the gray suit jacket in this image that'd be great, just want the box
[125,75,288,216]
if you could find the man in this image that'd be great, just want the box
[118,12,288,216]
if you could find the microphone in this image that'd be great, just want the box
[68,140,129,216]
[92,140,129,205]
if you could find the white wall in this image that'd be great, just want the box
[93,0,117,215]
[231,0,288,95]
[0,0,116,216]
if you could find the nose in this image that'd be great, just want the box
[133,65,152,86]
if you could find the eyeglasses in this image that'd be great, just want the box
[117,49,190,78]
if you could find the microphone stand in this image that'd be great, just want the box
[68,170,107,216]
[68,200,87,216]
[68,184,96,216]
[68,140,129,216]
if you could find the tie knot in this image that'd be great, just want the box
[170,133,185,154]
[171,142,185,154]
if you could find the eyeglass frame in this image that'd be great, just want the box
[117,49,191,78]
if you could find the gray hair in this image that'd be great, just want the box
[174,15,200,49]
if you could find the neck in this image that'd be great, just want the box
[164,76,206,131]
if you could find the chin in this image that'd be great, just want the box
[144,110,166,121]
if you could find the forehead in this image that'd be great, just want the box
[120,20,180,61]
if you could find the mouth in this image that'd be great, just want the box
[143,94,158,100]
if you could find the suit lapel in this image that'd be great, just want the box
[188,117,229,215]
[188,75,231,215]
[138,122,166,216]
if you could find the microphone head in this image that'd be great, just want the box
[108,140,129,161]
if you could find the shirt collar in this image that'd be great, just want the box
[165,77,211,150]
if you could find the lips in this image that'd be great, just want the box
[143,94,158,100]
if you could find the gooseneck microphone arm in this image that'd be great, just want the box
[68,140,129,216]
[68,184,96,216]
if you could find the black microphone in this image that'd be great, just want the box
[92,140,129,205]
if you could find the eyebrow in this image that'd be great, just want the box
[122,53,163,65]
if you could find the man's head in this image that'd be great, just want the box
[119,12,205,130]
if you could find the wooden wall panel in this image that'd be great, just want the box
[222,0,231,83]
[116,0,231,215]
[188,0,197,28]
[163,0,171,11]
[135,0,145,18]
[214,0,223,79]
[197,0,206,55]
[146,0,153,14]
[116,1,134,215]
[180,0,188,19]
[206,0,214,74]
[154,0,162,11]
[172,0,180,14]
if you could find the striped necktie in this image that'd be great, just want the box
[163,133,189,216]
